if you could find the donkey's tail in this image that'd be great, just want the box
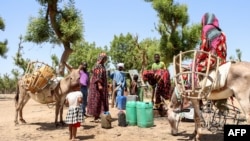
[14,81,20,106]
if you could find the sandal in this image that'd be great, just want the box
[94,119,101,123]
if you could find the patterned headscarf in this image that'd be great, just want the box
[97,52,107,64]
[201,12,219,28]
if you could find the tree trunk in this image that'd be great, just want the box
[58,42,73,76]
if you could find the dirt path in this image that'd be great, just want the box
[0,94,226,141]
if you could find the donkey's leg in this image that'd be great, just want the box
[190,99,202,141]
[59,105,65,125]
[237,98,250,124]
[54,101,60,127]
[15,103,21,125]
[59,98,66,125]
[19,95,30,123]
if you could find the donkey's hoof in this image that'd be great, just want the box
[60,121,66,126]
[55,122,65,128]
[20,119,26,123]
[14,121,19,125]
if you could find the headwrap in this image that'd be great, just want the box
[201,13,219,28]
[97,52,107,64]
[117,63,124,68]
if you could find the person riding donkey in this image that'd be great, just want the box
[196,12,227,72]
[177,13,229,113]
[196,12,229,111]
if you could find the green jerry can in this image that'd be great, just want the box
[136,101,154,128]
[126,101,137,126]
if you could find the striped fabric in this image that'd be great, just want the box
[197,13,227,72]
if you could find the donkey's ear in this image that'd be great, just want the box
[63,61,73,72]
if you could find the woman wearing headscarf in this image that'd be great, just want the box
[196,12,227,72]
[87,53,109,122]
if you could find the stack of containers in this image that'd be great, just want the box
[126,101,154,128]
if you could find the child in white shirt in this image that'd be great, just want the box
[65,89,83,141]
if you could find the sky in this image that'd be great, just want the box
[0,0,250,77]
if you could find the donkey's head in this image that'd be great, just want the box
[58,63,81,94]
[167,86,183,135]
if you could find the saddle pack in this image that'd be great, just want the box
[23,61,55,93]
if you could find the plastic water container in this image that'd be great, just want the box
[117,95,127,110]
[126,101,137,126]
[136,101,154,128]
[101,111,112,129]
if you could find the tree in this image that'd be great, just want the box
[236,48,242,62]
[0,73,16,94]
[229,48,242,62]
[24,0,83,76]
[133,37,161,71]
[109,33,138,70]
[109,33,160,72]
[51,54,60,72]
[13,36,30,74]
[68,41,107,72]
[145,0,200,65]
[0,16,8,58]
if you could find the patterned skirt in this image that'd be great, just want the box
[65,106,84,125]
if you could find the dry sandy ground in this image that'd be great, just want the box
[0,94,226,141]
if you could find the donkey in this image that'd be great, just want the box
[14,63,80,127]
[167,61,250,141]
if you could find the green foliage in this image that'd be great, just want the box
[139,38,161,69]
[109,33,160,71]
[68,41,106,72]
[0,40,8,58]
[146,0,201,65]
[59,3,83,43]
[25,15,52,43]
[24,0,84,76]
[0,73,16,93]
[0,16,5,30]
[0,16,8,58]
[109,33,152,71]
[13,36,30,74]
[11,69,20,81]
[109,33,135,68]
[51,54,59,70]
[236,49,242,62]
[229,48,242,62]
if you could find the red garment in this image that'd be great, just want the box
[87,53,109,118]
[142,69,171,104]
[197,13,227,72]
[72,122,81,128]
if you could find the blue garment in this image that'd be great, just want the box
[110,70,126,96]
[81,85,88,115]
[109,70,126,107]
